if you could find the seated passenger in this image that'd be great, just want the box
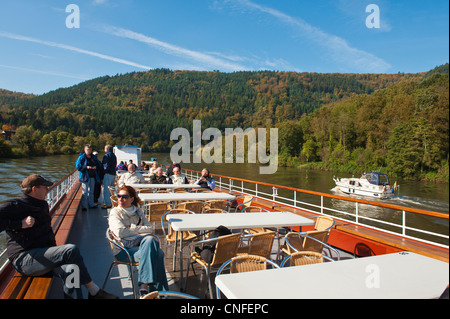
[168,167,189,185]
[116,161,126,171]
[149,167,168,184]
[108,186,168,297]
[118,163,145,187]
[138,161,147,169]
[194,168,215,190]
[166,161,181,177]
[149,162,160,175]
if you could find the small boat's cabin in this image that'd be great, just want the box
[362,173,390,186]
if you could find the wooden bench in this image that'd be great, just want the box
[0,182,82,299]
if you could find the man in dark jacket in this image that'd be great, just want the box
[101,144,117,209]
[0,174,118,299]
[76,144,103,210]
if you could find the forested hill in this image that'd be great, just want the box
[1,69,425,147]
[1,65,449,180]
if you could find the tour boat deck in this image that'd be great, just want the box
[48,203,350,299]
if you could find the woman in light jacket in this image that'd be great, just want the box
[108,185,168,297]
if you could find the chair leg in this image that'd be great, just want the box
[206,266,214,299]
[102,262,116,290]
[128,264,137,299]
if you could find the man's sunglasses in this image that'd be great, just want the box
[117,194,130,199]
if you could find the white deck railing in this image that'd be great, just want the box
[182,168,449,249]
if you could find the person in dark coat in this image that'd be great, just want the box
[101,145,117,209]
[76,144,103,210]
[0,174,118,299]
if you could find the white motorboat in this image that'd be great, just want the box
[333,172,397,199]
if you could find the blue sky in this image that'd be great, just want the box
[0,0,448,95]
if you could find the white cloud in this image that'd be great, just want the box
[228,0,392,73]
[0,64,89,80]
[0,30,152,71]
[102,26,249,72]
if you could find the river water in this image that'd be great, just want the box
[1,153,449,257]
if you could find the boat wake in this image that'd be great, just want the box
[391,195,449,213]
[331,186,449,214]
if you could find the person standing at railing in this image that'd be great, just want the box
[0,174,118,299]
[101,144,117,209]
[76,144,104,210]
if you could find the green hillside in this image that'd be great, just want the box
[1,64,448,180]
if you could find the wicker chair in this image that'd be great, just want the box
[242,206,270,213]
[282,230,329,255]
[138,189,154,194]
[229,195,254,212]
[108,186,117,197]
[161,208,197,269]
[141,202,170,230]
[110,196,118,208]
[161,209,197,243]
[203,200,228,211]
[215,254,279,299]
[194,188,213,193]
[177,201,203,214]
[238,231,276,259]
[186,233,241,299]
[280,251,325,268]
[307,216,335,232]
[241,206,271,234]
[281,231,340,261]
[202,208,228,214]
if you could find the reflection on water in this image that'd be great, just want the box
[1,153,449,255]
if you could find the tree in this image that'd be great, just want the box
[11,126,43,155]
[301,139,318,162]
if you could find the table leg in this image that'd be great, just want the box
[173,231,178,272]
[179,234,184,291]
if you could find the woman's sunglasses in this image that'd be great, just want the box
[117,194,130,199]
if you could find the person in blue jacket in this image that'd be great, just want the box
[101,144,117,209]
[76,144,103,210]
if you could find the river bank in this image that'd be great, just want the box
[278,154,449,183]
[2,145,448,184]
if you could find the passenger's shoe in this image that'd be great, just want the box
[88,289,119,299]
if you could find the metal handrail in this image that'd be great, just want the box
[180,168,449,249]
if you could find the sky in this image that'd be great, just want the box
[0,0,448,95]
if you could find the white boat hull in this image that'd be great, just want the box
[333,173,395,199]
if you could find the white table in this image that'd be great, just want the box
[215,252,450,299]
[129,183,201,189]
[166,211,314,232]
[139,192,235,202]
[167,212,315,288]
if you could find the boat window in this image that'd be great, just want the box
[379,174,389,186]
